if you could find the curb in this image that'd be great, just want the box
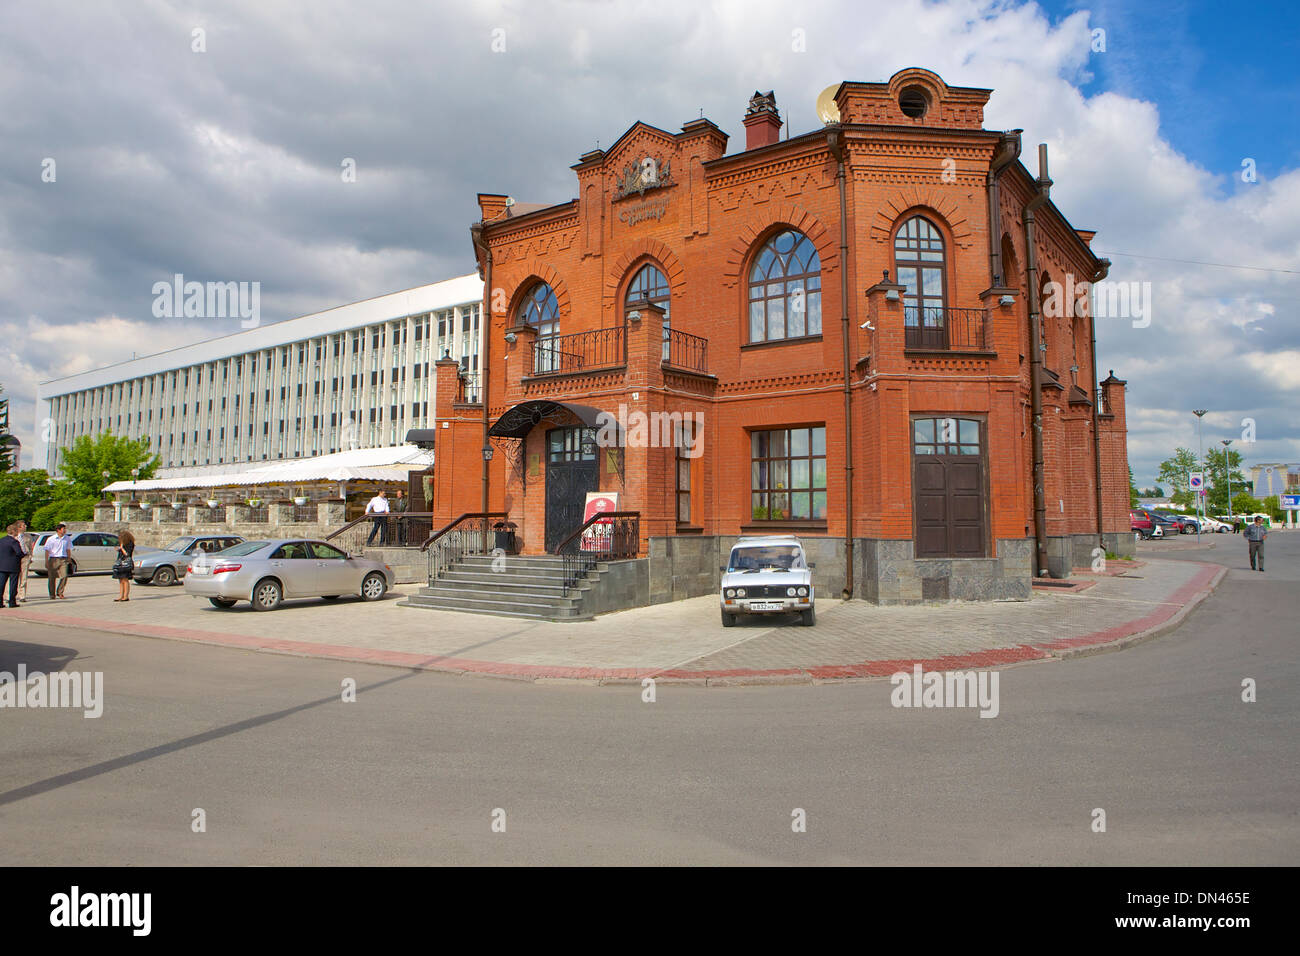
[3,561,1227,687]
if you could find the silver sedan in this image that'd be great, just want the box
[182,538,395,611]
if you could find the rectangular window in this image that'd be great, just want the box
[676,418,697,524]
[750,426,827,522]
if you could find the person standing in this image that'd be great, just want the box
[0,524,25,608]
[1244,516,1268,572]
[392,488,408,546]
[45,522,73,599]
[113,529,136,601]
[15,520,34,603]
[364,490,390,546]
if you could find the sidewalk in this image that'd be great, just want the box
[2,558,1225,685]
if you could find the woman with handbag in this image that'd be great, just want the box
[113,529,136,601]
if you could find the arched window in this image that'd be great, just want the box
[518,282,560,338]
[894,216,947,347]
[517,282,560,372]
[626,263,671,359]
[748,230,822,343]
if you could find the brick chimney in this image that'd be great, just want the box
[744,91,782,150]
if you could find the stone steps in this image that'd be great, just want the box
[399,554,600,621]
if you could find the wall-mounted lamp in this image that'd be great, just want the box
[884,289,900,302]
[627,310,642,323]
[999,294,1015,306]
[482,446,494,461]
[504,330,517,345]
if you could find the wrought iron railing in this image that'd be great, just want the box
[160,506,185,522]
[246,507,269,523]
[292,504,317,522]
[325,512,439,552]
[1096,387,1107,414]
[663,329,709,373]
[554,511,640,596]
[532,326,626,377]
[456,370,481,404]
[203,507,226,522]
[903,306,990,351]
[419,512,511,582]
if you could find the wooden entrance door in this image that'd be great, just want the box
[545,426,598,552]
[912,417,987,558]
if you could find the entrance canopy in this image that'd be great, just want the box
[488,400,610,439]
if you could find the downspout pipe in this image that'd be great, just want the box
[828,125,855,600]
[1022,144,1052,576]
[986,130,1021,284]
[1089,257,1112,550]
[471,222,492,515]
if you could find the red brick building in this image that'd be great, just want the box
[427,67,1132,605]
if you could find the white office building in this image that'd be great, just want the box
[37,274,484,478]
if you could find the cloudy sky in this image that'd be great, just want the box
[1,0,1296,487]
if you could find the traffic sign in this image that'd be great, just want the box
[1188,472,1204,490]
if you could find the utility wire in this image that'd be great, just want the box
[1096,250,1299,275]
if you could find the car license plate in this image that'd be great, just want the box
[191,565,209,575]
[749,601,783,611]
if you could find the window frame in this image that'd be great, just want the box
[745,229,823,345]
[893,214,949,341]
[748,425,828,526]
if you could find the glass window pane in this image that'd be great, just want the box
[771,460,788,489]
[807,292,821,335]
[915,444,935,454]
[914,418,935,444]
[791,459,810,488]
[897,267,918,296]
[812,458,827,487]
[678,494,690,523]
[788,301,806,338]
[811,427,825,456]
[959,444,980,456]
[770,492,789,516]
[922,268,943,297]
[752,460,766,490]
[959,419,980,444]
[749,302,765,342]
[769,431,787,457]
[752,431,767,457]
[791,428,810,457]
[752,493,767,519]
[791,492,811,519]
[812,492,827,519]
[767,298,784,339]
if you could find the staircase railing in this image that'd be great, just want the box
[419,512,510,583]
[553,511,640,596]
[325,511,439,553]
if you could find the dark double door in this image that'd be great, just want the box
[912,417,987,558]
[545,426,598,552]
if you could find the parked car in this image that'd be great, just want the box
[134,534,245,585]
[1185,515,1231,533]
[1145,511,1181,538]
[719,534,815,627]
[183,538,395,611]
[30,530,150,575]
[1152,511,1191,534]
[1130,511,1161,539]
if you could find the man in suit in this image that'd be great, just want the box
[0,524,26,608]
[15,520,34,603]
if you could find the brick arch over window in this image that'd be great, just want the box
[869,190,975,250]
[719,204,836,291]
[504,263,572,329]
[604,239,685,315]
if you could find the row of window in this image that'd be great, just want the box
[514,216,952,348]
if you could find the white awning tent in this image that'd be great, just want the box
[104,445,434,493]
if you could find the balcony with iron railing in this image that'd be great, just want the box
[903,306,992,352]
[532,326,626,377]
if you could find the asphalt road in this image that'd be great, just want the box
[0,533,1295,865]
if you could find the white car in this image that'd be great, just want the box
[1195,516,1232,533]
[720,535,815,627]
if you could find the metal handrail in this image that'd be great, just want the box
[554,511,640,595]
[419,511,511,584]
[532,326,626,376]
[903,305,990,351]
[325,510,438,552]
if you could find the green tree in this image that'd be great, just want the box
[0,470,60,526]
[57,432,160,499]
[1231,490,1262,517]
[30,496,97,530]
[1203,446,1248,514]
[1128,465,1139,508]
[1157,448,1199,497]
[1261,495,1285,522]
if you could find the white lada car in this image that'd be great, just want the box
[720,535,815,627]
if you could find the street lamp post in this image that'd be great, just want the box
[1193,410,1208,541]
[1221,439,1233,520]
